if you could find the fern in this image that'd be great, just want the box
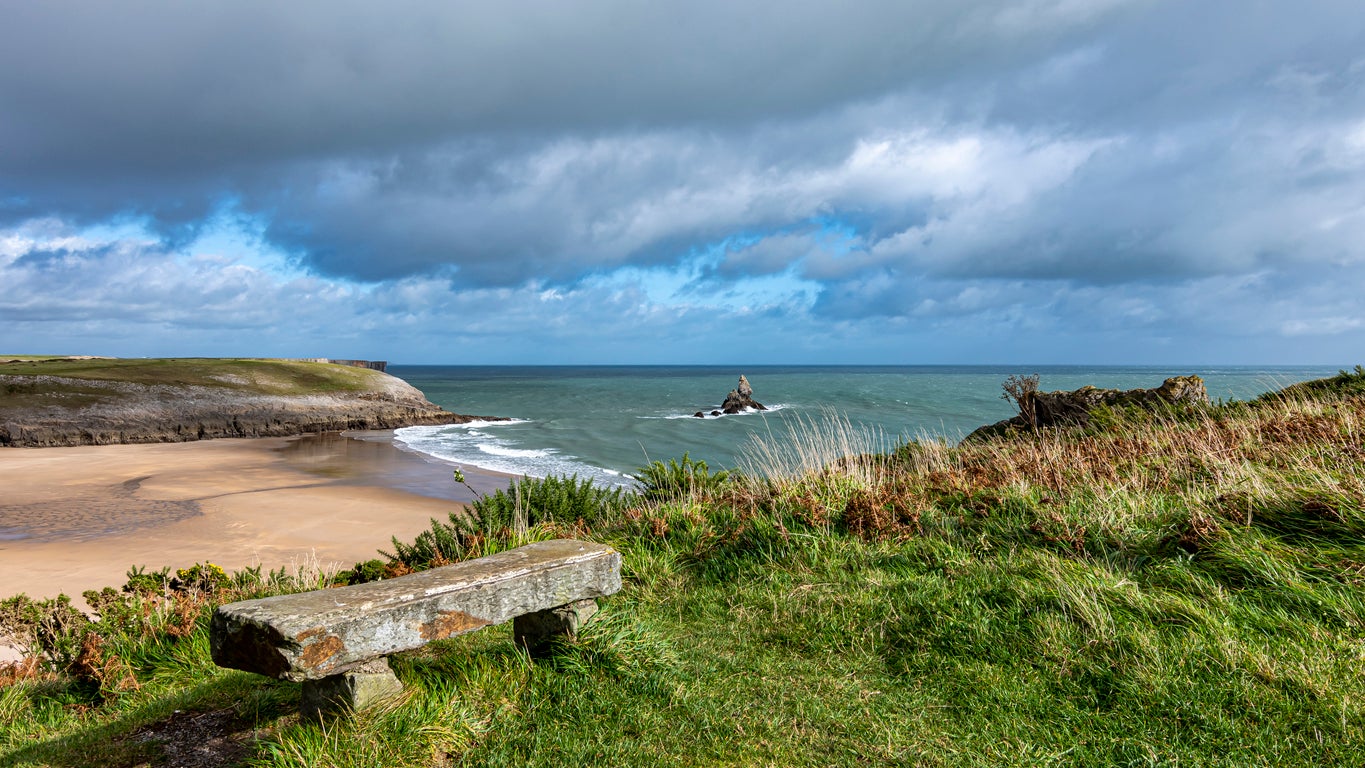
[382,475,634,570]
[633,452,731,502]
[471,474,632,531]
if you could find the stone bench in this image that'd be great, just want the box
[209,539,621,718]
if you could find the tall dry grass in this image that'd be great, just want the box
[720,384,1365,555]
[923,394,1364,519]
[738,408,893,489]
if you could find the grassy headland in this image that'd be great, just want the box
[0,357,477,447]
[1,357,388,407]
[3,369,1363,766]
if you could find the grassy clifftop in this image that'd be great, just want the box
[2,369,1363,766]
[0,356,476,446]
[2,356,391,400]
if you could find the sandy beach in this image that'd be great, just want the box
[0,433,508,604]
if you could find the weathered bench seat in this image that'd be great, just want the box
[210,539,620,716]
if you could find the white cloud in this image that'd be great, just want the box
[991,0,1142,36]
[1282,317,1365,336]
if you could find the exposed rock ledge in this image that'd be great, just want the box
[965,375,1208,442]
[0,374,494,448]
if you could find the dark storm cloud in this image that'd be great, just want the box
[2,0,1364,362]
[0,1,1112,174]
[0,1,1141,264]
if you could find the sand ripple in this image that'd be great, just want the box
[0,475,200,542]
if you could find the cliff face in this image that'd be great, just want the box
[0,363,490,447]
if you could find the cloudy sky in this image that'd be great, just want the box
[2,1,1363,364]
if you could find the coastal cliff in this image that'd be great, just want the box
[0,357,489,447]
[964,375,1209,441]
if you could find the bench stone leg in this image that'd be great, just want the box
[300,657,404,720]
[514,598,599,657]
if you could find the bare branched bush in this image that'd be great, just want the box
[1001,373,1041,428]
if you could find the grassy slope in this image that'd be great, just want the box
[0,357,391,412]
[3,371,1364,767]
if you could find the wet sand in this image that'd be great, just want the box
[0,433,513,603]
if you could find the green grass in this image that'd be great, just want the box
[0,378,119,411]
[1273,365,1365,400]
[0,357,395,415]
[0,357,387,395]
[4,371,1365,766]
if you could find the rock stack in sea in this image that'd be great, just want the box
[694,375,767,418]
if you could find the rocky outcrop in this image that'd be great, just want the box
[0,374,495,448]
[965,375,1209,441]
[694,374,767,417]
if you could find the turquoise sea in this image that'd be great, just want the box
[388,365,1340,488]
